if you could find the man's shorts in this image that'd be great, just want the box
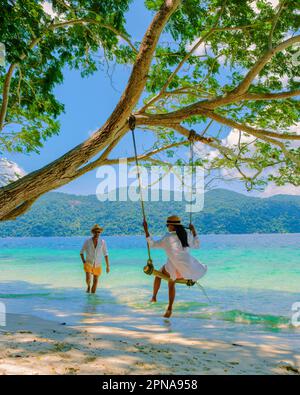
[84,262,102,277]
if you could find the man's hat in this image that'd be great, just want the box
[166,215,182,225]
[91,224,103,233]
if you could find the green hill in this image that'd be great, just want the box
[0,188,299,237]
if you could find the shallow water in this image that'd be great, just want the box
[0,234,299,338]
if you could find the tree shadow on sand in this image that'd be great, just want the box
[0,280,299,375]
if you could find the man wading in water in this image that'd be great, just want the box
[80,224,110,293]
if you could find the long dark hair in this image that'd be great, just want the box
[174,225,189,248]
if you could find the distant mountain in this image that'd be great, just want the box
[0,188,299,237]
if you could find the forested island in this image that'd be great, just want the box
[0,188,299,237]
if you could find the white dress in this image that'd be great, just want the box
[146,232,207,282]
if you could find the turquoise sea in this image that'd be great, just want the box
[0,234,299,340]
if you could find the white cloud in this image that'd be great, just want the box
[257,72,290,88]
[286,122,300,149]
[247,44,257,51]
[262,184,300,197]
[42,1,66,20]
[195,124,299,196]
[42,1,57,18]
[0,158,26,187]
[186,40,231,65]
[223,128,255,147]
[194,128,255,162]
[186,41,211,57]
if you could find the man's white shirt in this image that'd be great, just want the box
[80,237,108,267]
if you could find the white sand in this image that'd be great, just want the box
[0,313,299,375]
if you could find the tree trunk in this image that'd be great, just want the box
[0,0,181,221]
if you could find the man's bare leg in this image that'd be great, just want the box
[86,272,91,293]
[91,275,99,294]
[164,280,176,318]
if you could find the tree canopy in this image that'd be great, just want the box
[0,0,299,220]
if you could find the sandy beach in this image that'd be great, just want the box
[0,312,299,375]
[1,235,299,375]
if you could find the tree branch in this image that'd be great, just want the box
[243,90,300,101]
[103,140,187,165]
[0,196,40,221]
[268,1,286,50]
[73,128,130,178]
[197,110,300,167]
[231,34,300,96]
[134,111,300,169]
[135,107,300,142]
[0,64,17,131]
[0,36,40,130]
[0,0,181,220]
[0,18,137,131]
[50,18,138,54]
[140,1,227,112]
[170,123,255,162]
[200,109,300,141]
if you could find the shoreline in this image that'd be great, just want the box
[0,313,299,375]
[1,233,300,239]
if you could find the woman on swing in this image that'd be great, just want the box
[143,215,207,318]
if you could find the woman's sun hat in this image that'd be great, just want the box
[166,215,182,225]
[91,224,104,233]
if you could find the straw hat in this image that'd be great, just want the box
[166,215,182,225]
[91,224,104,233]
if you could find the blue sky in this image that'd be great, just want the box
[5,0,159,195]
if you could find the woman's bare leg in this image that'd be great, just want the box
[151,266,169,302]
[151,276,161,302]
[86,272,91,293]
[91,275,99,294]
[164,280,176,318]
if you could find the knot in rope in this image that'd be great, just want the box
[188,129,196,143]
[128,114,136,131]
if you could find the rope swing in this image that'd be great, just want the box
[128,115,196,287]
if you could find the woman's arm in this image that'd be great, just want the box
[188,224,200,249]
[143,220,166,249]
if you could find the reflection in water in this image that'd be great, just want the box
[163,318,173,332]
[83,294,102,316]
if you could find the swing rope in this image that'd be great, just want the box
[128,115,207,290]
[188,130,212,303]
[188,129,196,226]
[128,115,154,275]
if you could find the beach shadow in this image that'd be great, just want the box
[0,280,300,375]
